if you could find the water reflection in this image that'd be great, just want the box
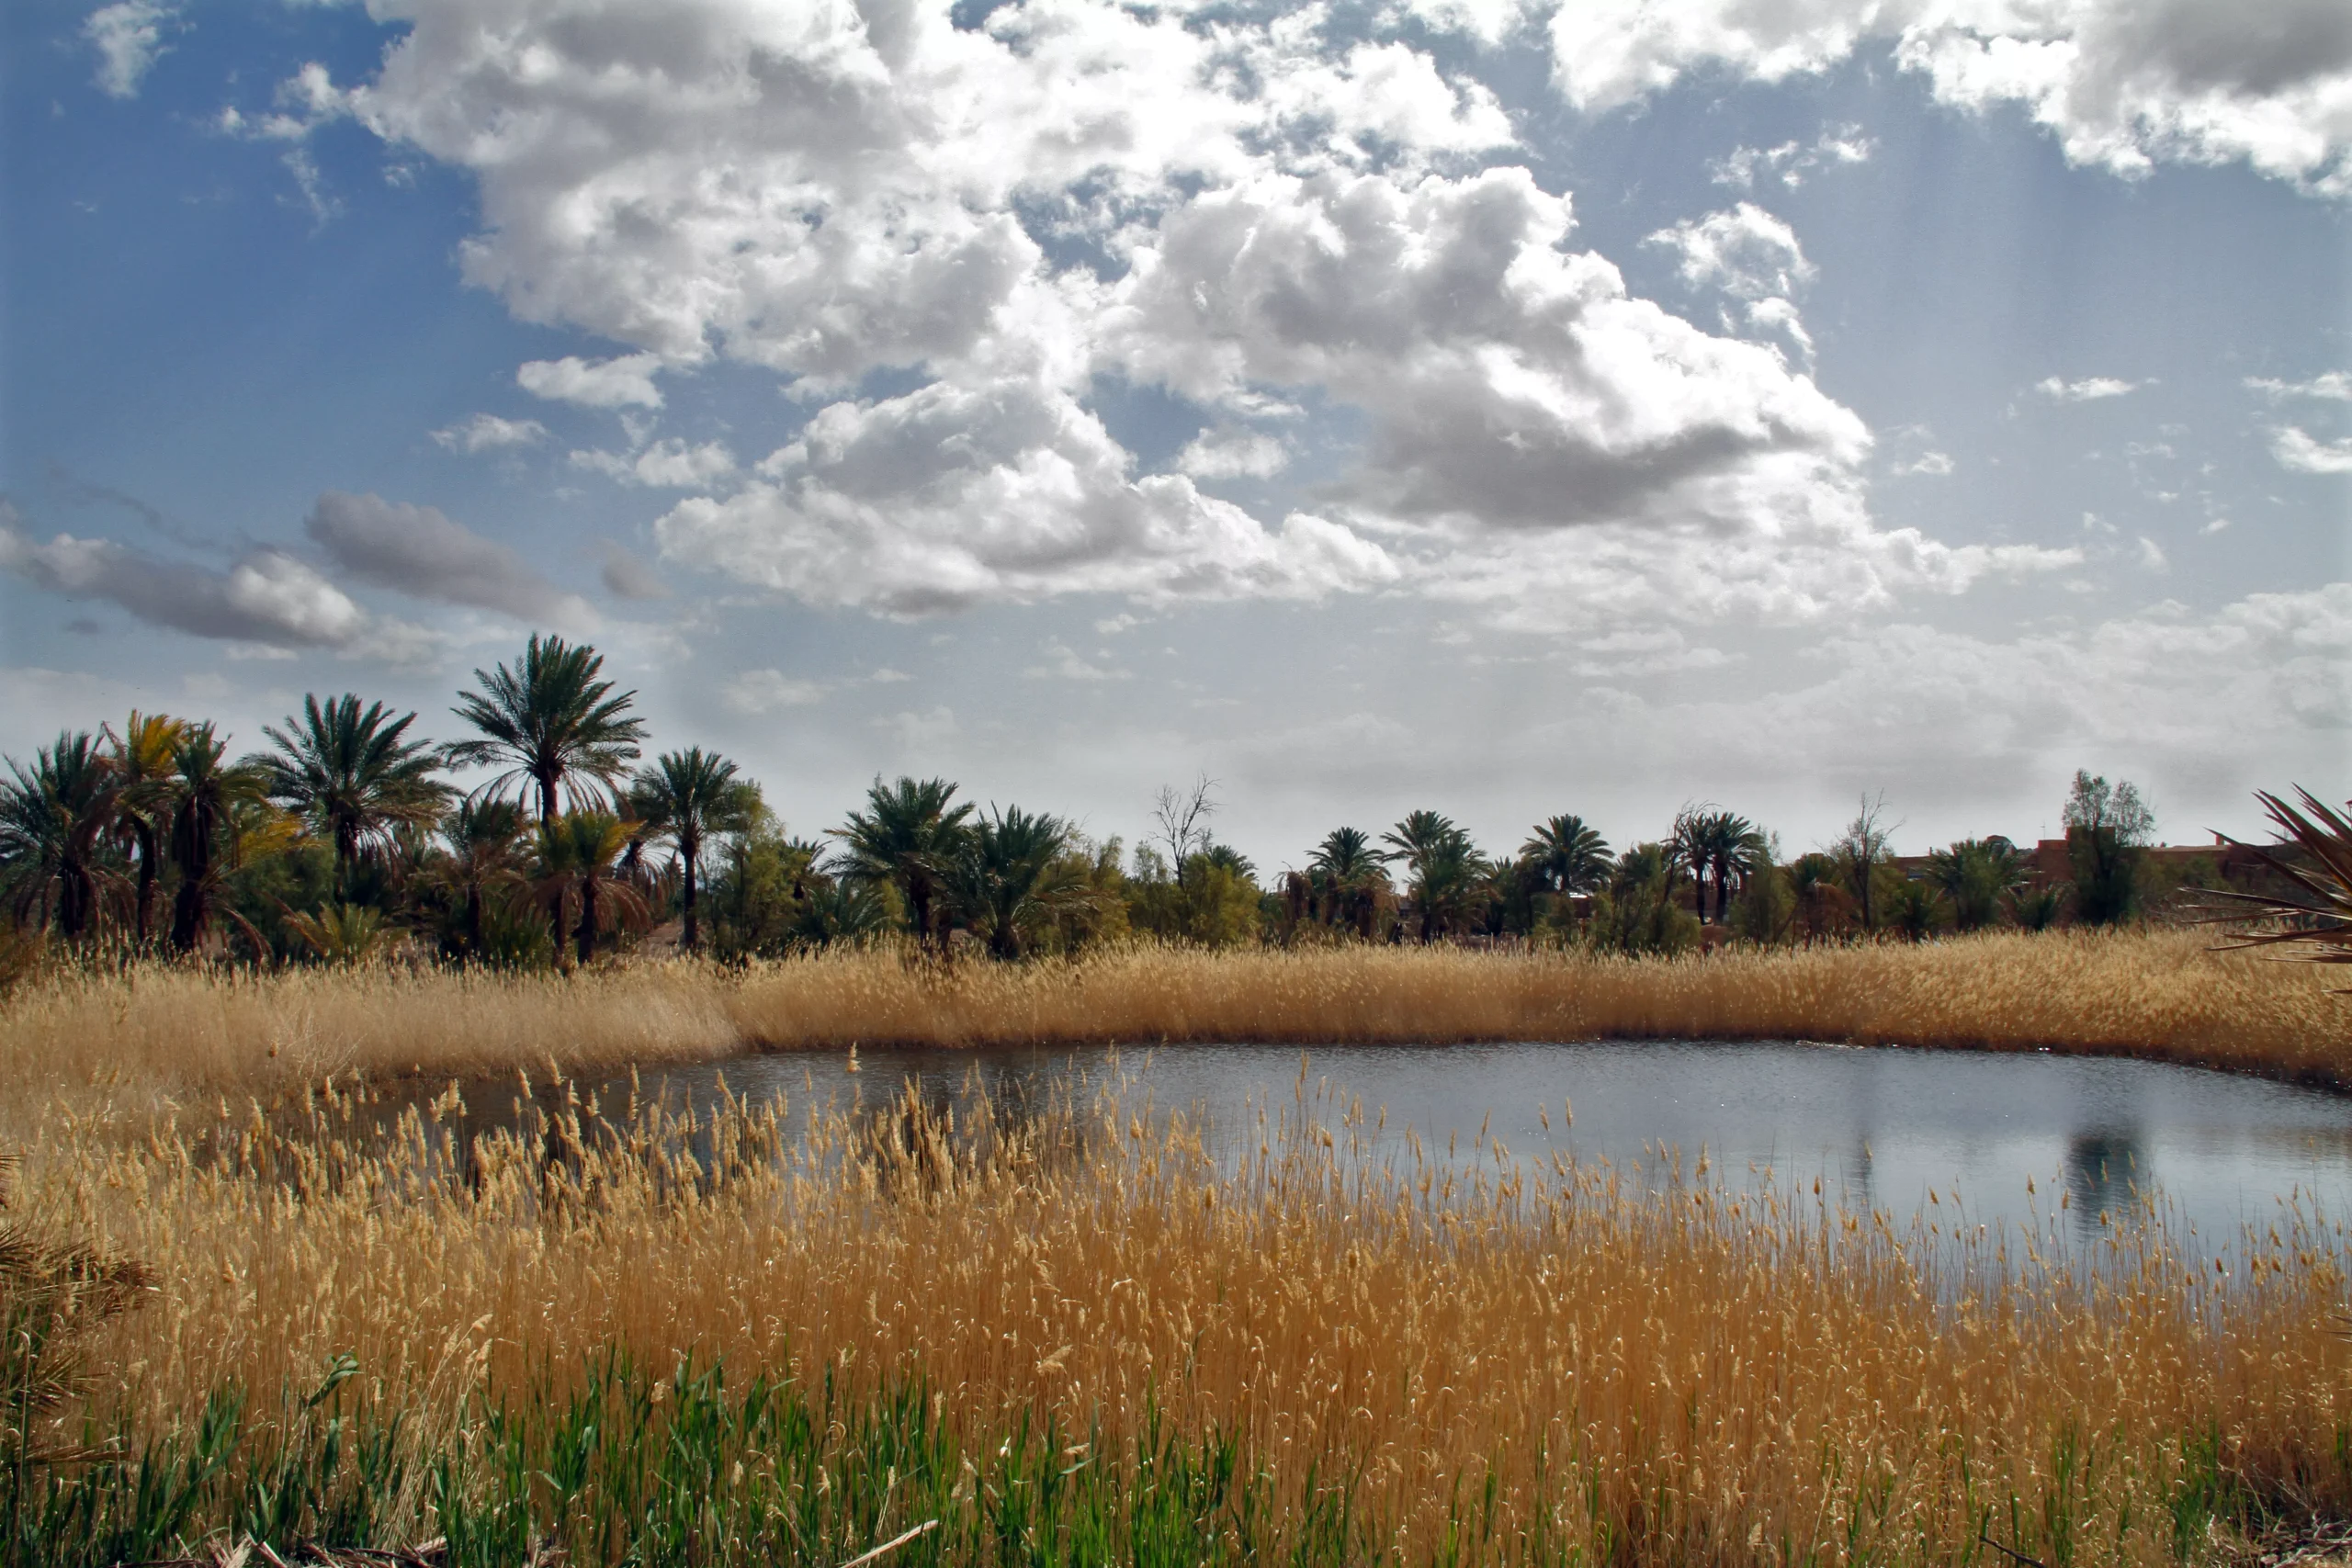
[334,1040,2352,1247]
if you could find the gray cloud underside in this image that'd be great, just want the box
[303,491,591,624]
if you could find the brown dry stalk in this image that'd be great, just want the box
[32,1074,2352,1568]
[3,931,2346,1137]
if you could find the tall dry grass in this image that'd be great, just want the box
[31,1072,2352,1565]
[5,931,2346,1134]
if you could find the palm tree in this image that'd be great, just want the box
[1307,827,1391,937]
[1927,838,2028,931]
[1381,810,1481,943]
[1701,812,1765,925]
[629,748,759,953]
[427,797,528,960]
[166,725,272,955]
[831,777,974,949]
[107,712,187,947]
[447,635,649,823]
[0,732,120,941]
[1521,815,1611,899]
[533,811,649,966]
[2202,787,2352,970]
[258,694,449,900]
[933,806,1089,959]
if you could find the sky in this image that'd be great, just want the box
[3,0,2348,870]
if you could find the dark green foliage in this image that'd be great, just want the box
[257,695,449,902]
[1927,839,2029,932]
[833,778,975,949]
[0,733,120,942]
[629,748,760,953]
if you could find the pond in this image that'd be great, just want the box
[368,1039,2352,1251]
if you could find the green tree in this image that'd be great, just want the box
[832,777,974,949]
[1521,815,1611,899]
[1888,878,1944,942]
[1926,838,2029,931]
[1382,809,1484,943]
[258,694,448,901]
[447,635,649,823]
[1306,827,1392,940]
[1587,842,1700,956]
[533,811,648,966]
[628,748,760,953]
[426,797,528,961]
[166,725,274,955]
[0,732,119,941]
[941,806,1091,959]
[107,711,186,947]
[2064,770,2154,927]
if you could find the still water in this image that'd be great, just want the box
[438,1039,2352,1249]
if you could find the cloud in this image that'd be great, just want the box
[1710,128,1874,189]
[85,2,173,100]
[2270,425,2352,473]
[1649,203,1817,300]
[516,354,663,409]
[431,412,548,453]
[2036,376,2142,401]
[1892,450,1955,477]
[722,669,827,713]
[302,491,593,623]
[1546,0,2352,196]
[597,543,670,601]
[0,508,431,657]
[2247,371,2352,400]
[1176,430,1292,480]
[571,439,737,488]
[1024,638,1130,681]
[660,375,1400,613]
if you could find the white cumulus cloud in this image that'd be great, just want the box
[85,2,173,100]
[2037,376,2142,401]
[431,412,548,453]
[517,354,664,410]
[2270,425,2352,473]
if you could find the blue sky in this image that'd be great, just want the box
[4,0,2348,867]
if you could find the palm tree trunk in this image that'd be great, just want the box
[681,846,700,953]
[576,876,597,964]
[539,772,560,826]
[465,886,484,959]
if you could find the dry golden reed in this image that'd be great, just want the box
[5,931,2346,1131]
[40,1073,2352,1568]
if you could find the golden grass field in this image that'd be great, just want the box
[9,931,2351,1563]
[33,1069,2352,1566]
[6,930,2348,1135]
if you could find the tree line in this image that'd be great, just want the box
[0,635,2233,969]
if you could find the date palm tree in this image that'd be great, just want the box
[2204,787,2352,973]
[166,725,272,955]
[941,806,1090,959]
[533,811,649,966]
[1927,838,2028,931]
[1307,827,1390,937]
[629,748,760,953]
[832,776,974,949]
[0,732,120,941]
[258,694,449,901]
[427,797,528,961]
[1521,815,1611,900]
[447,635,648,823]
[1382,810,1483,943]
[107,712,187,947]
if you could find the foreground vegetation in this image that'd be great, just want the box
[6,1071,2347,1568]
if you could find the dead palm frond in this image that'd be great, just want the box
[2199,788,2352,975]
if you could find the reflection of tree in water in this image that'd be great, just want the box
[2064,1129,2143,1231]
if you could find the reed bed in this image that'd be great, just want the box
[18,1073,2352,1567]
[4,931,2346,1134]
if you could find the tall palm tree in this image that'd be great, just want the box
[1307,827,1390,937]
[1521,815,1611,898]
[533,811,649,966]
[1381,810,1479,943]
[447,635,648,823]
[0,732,120,941]
[1698,811,1765,924]
[629,748,760,953]
[831,776,974,949]
[941,806,1089,960]
[427,797,528,960]
[258,694,449,900]
[167,725,272,955]
[107,712,187,947]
